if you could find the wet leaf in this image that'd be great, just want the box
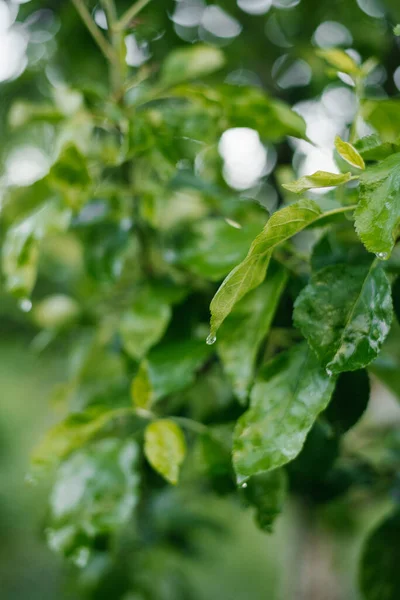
[209,199,322,337]
[294,263,393,374]
[335,136,365,170]
[282,171,352,194]
[144,420,186,484]
[354,152,400,257]
[217,263,288,402]
[243,469,287,533]
[233,343,336,481]
[360,510,400,600]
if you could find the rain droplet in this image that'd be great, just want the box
[206,333,217,345]
[241,482,248,489]
[19,298,32,312]
[326,368,333,377]
[376,252,388,260]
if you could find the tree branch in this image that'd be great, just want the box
[115,0,153,32]
[71,0,116,63]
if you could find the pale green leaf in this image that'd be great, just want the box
[335,135,365,169]
[233,343,336,481]
[160,45,225,87]
[209,200,322,338]
[282,171,353,194]
[362,99,400,143]
[144,420,186,484]
[394,24,400,36]
[217,263,288,402]
[131,360,153,410]
[354,152,400,257]
[293,263,393,375]
[317,48,361,75]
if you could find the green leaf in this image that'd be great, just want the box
[2,200,71,298]
[282,171,352,194]
[144,420,186,484]
[160,45,225,87]
[119,288,172,360]
[293,263,393,375]
[362,99,400,143]
[354,134,400,162]
[233,343,336,481]
[147,339,213,401]
[48,143,91,210]
[243,470,287,533]
[46,438,139,560]
[325,370,370,433]
[217,263,288,402]
[359,510,400,600]
[354,152,400,258]
[131,360,153,410]
[209,199,322,338]
[334,136,365,170]
[32,407,120,470]
[317,48,361,75]
[177,219,262,281]
[369,319,400,400]
[33,294,80,329]
[394,24,400,36]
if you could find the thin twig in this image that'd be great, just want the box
[71,0,116,62]
[115,0,153,31]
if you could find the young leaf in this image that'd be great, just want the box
[144,420,186,485]
[317,48,361,75]
[131,361,153,410]
[293,263,393,375]
[325,370,370,433]
[335,136,365,170]
[47,438,139,559]
[282,171,352,194]
[209,199,322,338]
[243,469,287,533]
[354,152,400,258]
[217,263,288,402]
[160,45,225,87]
[360,510,400,600]
[233,343,336,481]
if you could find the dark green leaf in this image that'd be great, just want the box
[325,370,370,433]
[294,263,393,374]
[209,199,322,338]
[359,510,400,600]
[144,419,186,484]
[354,134,400,162]
[355,153,400,258]
[233,343,336,481]
[243,470,287,533]
[217,263,288,402]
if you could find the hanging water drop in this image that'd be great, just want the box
[206,333,217,345]
[326,368,333,377]
[376,252,388,260]
[241,482,248,489]
[19,298,32,312]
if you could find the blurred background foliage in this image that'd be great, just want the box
[1,0,400,599]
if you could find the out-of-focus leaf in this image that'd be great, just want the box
[46,438,139,560]
[177,219,262,281]
[393,276,400,325]
[144,420,186,484]
[209,200,322,338]
[362,99,400,143]
[354,134,400,162]
[2,200,71,298]
[32,407,120,470]
[119,288,172,360]
[294,263,392,375]
[369,320,400,400]
[354,153,400,258]
[160,45,225,87]
[325,370,370,433]
[243,469,287,533]
[217,263,288,402]
[359,510,400,600]
[394,24,400,36]
[317,48,361,75]
[147,339,212,401]
[131,361,153,410]
[282,171,352,194]
[48,143,91,210]
[335,136,365,169]
[233,343,336,481]
[8,100,64,128]
[33,294,80,329]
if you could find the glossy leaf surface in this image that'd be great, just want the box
[282,171,352,194]
[144,420,186,484]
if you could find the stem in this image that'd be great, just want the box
[71,0,116,63]
[316,204,358,221]
[101,0,126,96]
[116,0,153,31]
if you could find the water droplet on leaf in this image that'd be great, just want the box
[376,252,388,260]
[19,298,32,312]
[326,368,333,377]
[206,333,216,345]
[241,482,248,489]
